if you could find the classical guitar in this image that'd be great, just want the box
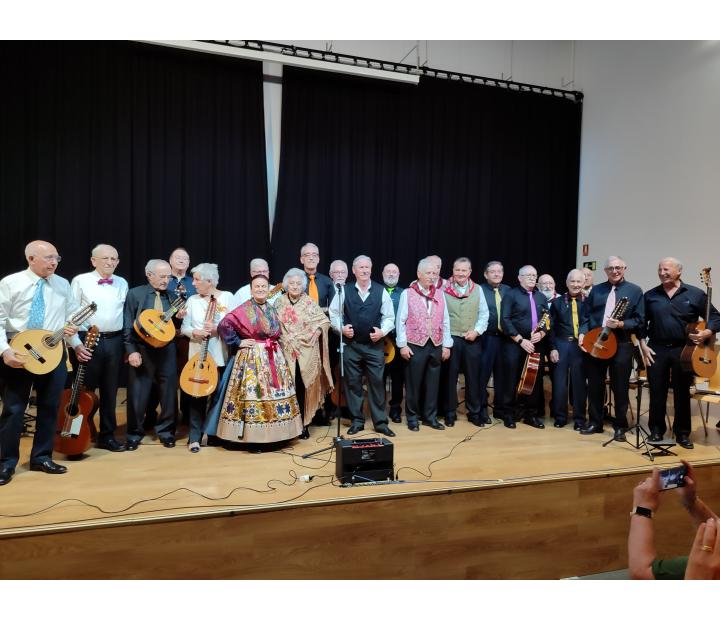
[517,311,550,396]
[180,295,219,397]
[580,296,629,359]
[54,326,100,456]
[10,302,98,375]
[134,293,187,348]
[383,336,396,364]
[680,267,717,378]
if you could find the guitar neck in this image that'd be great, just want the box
[706,286,712,322]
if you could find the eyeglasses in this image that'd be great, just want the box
[149,272,172,280]
[302,252,319,258]
[520,274,537,279]
[41,255,62,263]
[606,266,626,272]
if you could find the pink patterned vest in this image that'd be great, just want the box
[406,287,445,347]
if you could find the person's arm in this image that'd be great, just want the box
[379,289,395,336]
[472,287,489,337]
[395,290,409,348]
[628,469,662,580]
[328,291,343,334]
[676,460,719,527]
[442,300,452,348]
[684,518,720,579]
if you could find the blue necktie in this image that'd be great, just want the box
[27,279,46,329]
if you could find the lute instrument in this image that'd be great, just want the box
[680,267,717,378]
[134,291,187,348]
[580,296,629,359]
[54,326,100,456]
[10,302,98,375]
[180,295,219,397]
[517,311,550,396]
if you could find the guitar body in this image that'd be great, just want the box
[517,351,541,396]
[383,336,396,364]
[180,352,219,397]
[134,309,176,348]
[581,327,618,359]
[10,330,64,374]
[682,319,718,378]
[54,389,98,456]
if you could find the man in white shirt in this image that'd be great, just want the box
[233,258,271,307]
[71,244,128,452]
[329,256,396,437]
[0,240,89,485]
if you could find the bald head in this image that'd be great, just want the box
[25,240,60,278]
[91,244,120,277]
[382,263,400,287]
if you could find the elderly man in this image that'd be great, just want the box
[168,247,196,298]
[579,256,645,441]
[382,263,405,423]
[494,265,549,429]
[582,267,594,297]
[324,259,351,421]
[233,258,271,307]
[329,256,395,437]
[442,258,489,426]
[396,258,452,431]
[70,244,128,451]
[427,254,446,289]
[300,242,334,310]
[478,261,511,425]
[640,258,720,449]
[548,269,587,430]
[538,274,560,302]
[123,259,179,449]
[329,259,349,288]
[0,241,88,484]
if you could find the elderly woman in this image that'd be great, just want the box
[208,274,303,447]
[180,263,235,452]
[274,268,334,439]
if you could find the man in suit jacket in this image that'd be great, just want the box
[123,259,179,450]
[382,263,405,423]
[579,255,644,441]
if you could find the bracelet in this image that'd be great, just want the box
[630,506,653,519]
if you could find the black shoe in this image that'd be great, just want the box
[676,434,694,449]
[125,439,141,451]
[524,417,545,429]
[422,420,445,430]
[444,417,456,427]
[503,418,516,429]
[390,413,402,424]
[299,427,310,440]
[613,428,627,442]
[375,426,396,438]
[29,460,68,474]
[580,424,604,435]
[648,432,664,442]
[347,425,364,435]
[313,411,330,426]
[160,437,176,448]
[479,415,493,426]
[97,438,127,452]
[467,416,484,428]
[408,423,419,432]
[553,420,567,428]
[573,422,584,431]
[0,467,15,485]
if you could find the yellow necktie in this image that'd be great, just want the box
[308,274,319,303]
[154,291,163,311]
[494,288,502,331]
[571,297,579,339]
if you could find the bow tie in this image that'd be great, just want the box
[97,278,114,285]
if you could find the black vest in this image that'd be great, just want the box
[343,281,383,345]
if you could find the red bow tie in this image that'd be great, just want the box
[97,278,114,285]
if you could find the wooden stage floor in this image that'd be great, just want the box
[2,386,720,579]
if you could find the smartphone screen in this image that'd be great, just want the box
[659,465,687,491]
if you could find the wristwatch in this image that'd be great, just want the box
[630,506,653,519]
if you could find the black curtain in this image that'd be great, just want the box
[271,67,582,289]
[0,41,268,290]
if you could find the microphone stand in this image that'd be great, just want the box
[303,282,345,459]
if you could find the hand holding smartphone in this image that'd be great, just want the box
[659,464,687,491]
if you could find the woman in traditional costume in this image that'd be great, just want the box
[274,268,333,439]
[209,274,303,447]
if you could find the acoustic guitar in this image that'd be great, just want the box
[516,311,550,396]
[134,293,187,348]
[383,336,396,364]
[180,295,219,397]
[10,302,98,375]
[580,296,629,359]
[680,267,717,378]
[54,326,100,456]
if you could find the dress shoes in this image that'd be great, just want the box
[390,413,402,424]
[467,416,484,428]
[0,468,15,485]
[347,425,364,435]
[479,416,493,426]
[29,460,68,474]
[580,424,604,435]
[299,427,310,440]
[444,418,456,427]
[96,438,127,452]
[647,432,664,442]
[503,418,516,429]
[160,437,176,448]
[613,428,627,442]
[422,420,445,430]
[676,434,694,449]
[573,422,584,431]
[408,423,420,432]
[125,439,141,451]
[553,420,567,428]
[375,426,396,438]
[523,417,545,429]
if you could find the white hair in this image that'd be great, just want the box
[417,258,433,273]
[353,255,372,267]
[283,268,308,290]
[300,242,319,255]
[191,263,219,286]
[145,259,169,274]
[604,255,626,269]
[249,258,269,272]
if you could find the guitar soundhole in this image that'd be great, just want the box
[42,335,57,348]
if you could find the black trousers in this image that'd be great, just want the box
[646,343,693,436]
[79,331,123,441]
[478,333,504,419]
[494,339,544,421]
[383,347,405,414]
[343,340,388,428]
[404,341,442,425]
[550,338,587,424]
[187,365,225,443]
[444,334,483,419]
[0,349,68,469]
[126,342,177,441]
[585,340,633,429]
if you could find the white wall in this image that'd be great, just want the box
[574,41,720,290]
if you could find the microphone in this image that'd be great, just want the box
[336,282,344,291]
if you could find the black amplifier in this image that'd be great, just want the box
[334,437,394,485]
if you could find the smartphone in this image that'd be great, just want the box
[659,464,687,491]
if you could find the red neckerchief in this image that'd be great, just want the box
[410,280,438,303]
[444,277,475,299]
